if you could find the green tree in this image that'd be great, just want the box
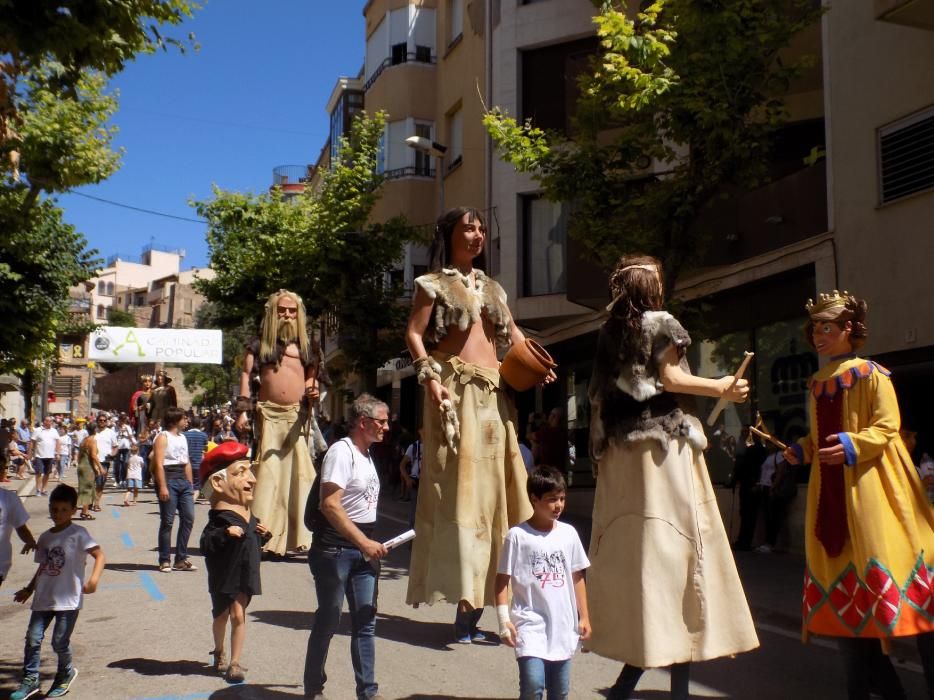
[194,111,427,389]
[483,0,822,290]
[107,309,137,328]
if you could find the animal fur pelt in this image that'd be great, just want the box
[415,269,512,352]
[589,310,707,463]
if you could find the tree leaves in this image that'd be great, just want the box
[485,0,822,290]
[193,111,428,388]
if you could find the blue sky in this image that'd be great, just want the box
[57,1,366,270]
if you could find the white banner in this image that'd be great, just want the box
[88,327,223,364]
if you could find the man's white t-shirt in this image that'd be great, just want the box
[94,428,118,463]
[497,520,590,661]
[32,523,98,611]
[116,424,135,450]
[759,452,781,488]
[0,489,29,578]
[31,427,59,459]
[320,438,379,524]
[404,440,422,480]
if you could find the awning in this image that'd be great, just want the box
[0,374,21,393]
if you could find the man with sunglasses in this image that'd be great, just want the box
[304,394,389,700]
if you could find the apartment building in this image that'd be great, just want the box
[311,0,490,424]
[488,0,934,482]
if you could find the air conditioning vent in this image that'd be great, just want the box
[879,107,934,204]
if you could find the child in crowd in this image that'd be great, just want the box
[12,484,105,700]
[0,486,37,587]
[495,466,591,700]
[199,442,270,684]
[123,444,144,506]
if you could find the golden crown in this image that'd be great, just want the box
[805,289,856,316]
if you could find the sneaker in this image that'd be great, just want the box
[159,561,172,573]
[173,559,198,572]
[10,677,40,700]
[470,628,486,643]
[454,624,472,644]
[46,667,78,697]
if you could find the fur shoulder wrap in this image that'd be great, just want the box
[588,310,706,465]
[415,269,512,352]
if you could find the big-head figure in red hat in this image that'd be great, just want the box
[199,441,271,684]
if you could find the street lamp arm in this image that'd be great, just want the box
[405,135,448,157]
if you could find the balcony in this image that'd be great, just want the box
[364,49,435,92]
[272,165,313,195]
[876,0,934,30]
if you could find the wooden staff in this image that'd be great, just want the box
[751,412,787,450]
[706,351,754,426]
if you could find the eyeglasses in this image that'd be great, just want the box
[366,416,390,427]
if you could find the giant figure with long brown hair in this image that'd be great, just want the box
[587,254,758,699]
[405,206,543,642]
[236,289,319,555]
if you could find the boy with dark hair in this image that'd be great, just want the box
[495,466,591,699]
[12,484,105,699]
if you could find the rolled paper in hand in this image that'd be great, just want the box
[364,529,416,561]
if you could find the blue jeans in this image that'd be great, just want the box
[518,656,571,700]
[304,544,379,699]
[114,448,129,484]
[23,609,79,679]
[157,477,194,564]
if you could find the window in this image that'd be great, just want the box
[415,45,431,63]
[448,0,463,46]
[522,196,568,296]
[106,282,114,296]
[391,42,408,65]
[98,280,105,295]
[414,122,433,176]
[522,37,599,135]
[447,107,463,171]
[134,294,144,306]
[97,304,106,319]
[376,131,386,175]
[879,106,934,204]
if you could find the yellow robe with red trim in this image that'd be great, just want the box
[799,357,934,639]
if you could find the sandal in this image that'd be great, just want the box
[210,649,228,674]
[79,513,96,520]
[225,661,246,683]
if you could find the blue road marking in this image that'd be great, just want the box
[139,572,165,602]
[110,507,120,519]
[121,532,134,548]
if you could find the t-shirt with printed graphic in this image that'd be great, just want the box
[32,523,98,611]
[0,488,29,578]
[320,437,380,524]
[497,520,590,661]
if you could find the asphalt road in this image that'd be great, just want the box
[0,476,928,699]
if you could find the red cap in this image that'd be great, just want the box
[199,441,249,486]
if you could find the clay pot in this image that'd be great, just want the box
[499,339,557,392]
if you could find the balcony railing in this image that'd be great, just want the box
[272,164,314,187]
[383,166,435,180]
[364,50,436,92]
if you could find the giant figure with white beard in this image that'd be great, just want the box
[235,290,319,555]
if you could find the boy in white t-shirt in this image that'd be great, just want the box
[12,484,105,700]
[123,444,145,506]
[495,466,591,700]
